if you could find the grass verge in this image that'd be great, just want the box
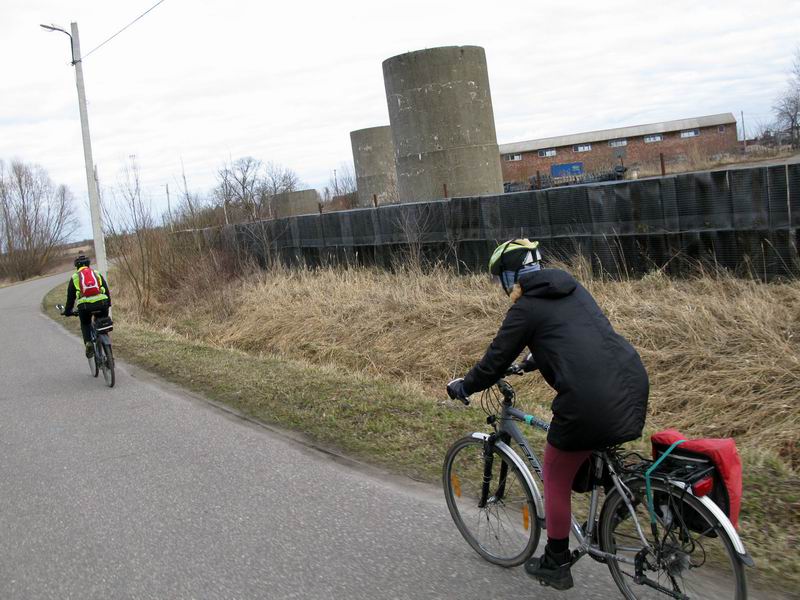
[43,281,799,589]
[43,284,475,480]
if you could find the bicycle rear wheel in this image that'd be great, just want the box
[443,436,540,567]
[599,478,746,599]
[101,342,115,388]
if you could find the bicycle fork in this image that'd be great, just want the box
[478,434,510,508]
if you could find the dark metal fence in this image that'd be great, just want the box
[176,163,800,279]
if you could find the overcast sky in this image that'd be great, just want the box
[2,0,798,238]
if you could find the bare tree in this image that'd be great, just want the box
[226,157,262,220]
[773,48,800,148]
[208,159,304,224]
[751,118,777,142]
[0,159,77,280]
[262,161,300,197]
[103,157,163,312]
[321,162,358,211]
[261,161,301,218]
[213,164,235,226]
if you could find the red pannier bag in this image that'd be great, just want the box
[651,429,742,529]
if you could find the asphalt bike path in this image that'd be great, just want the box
[0,273,772,599]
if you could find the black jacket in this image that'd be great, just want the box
[463,268,649,451]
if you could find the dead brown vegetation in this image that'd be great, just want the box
[116,253,800,468]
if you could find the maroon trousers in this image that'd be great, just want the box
[543,442,593,543]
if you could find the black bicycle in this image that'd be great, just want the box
[443,376,752,599]
[57,304,115,388]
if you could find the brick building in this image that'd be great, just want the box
[499,113,738,184]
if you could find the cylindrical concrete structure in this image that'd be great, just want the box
[383,45,504,202]
[350,126,398,207]
[271,189,320,219]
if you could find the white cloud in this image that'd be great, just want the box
[1,0,798,238]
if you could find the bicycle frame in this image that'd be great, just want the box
[476,390,652,567]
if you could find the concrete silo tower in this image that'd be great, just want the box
[270,189,320,219]
[350,126,398,207]
[382,45,504,202]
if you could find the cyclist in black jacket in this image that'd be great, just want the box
[447,239,649,590]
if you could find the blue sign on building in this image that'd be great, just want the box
[551,162,584,177]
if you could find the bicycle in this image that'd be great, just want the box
[442,375,753,599]
[56,304,116,388]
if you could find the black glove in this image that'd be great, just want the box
[506,363,524,376]
[63,308,73,317]
[447,378,470,405]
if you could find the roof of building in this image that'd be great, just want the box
[499,113,737,154]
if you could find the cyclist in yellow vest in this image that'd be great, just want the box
[63,255,111,358]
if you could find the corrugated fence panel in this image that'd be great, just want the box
[176,164,800,279]
[296,214,324,247]
[547,186,592,236]
[790,162,800,227]
[632,179,668,234]
[767,165,790,229]
[588,184,621,235]
[448,197,483,241]
[731,167,769,229]
[497,190,550,240]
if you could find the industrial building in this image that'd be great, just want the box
[500,113,739,184]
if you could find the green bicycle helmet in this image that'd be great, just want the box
[489,239,542,295]
[489,239,541,275]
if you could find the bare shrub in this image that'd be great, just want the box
[0,159,77,280]
[103,158,167,313]
[174,165,223,230]
[394,203,436,271]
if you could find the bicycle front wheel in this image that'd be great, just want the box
[443,436,540,567]
[599,478,746,600]
[102,342,115,388]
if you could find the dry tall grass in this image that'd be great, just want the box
[124,259,800,467]
[632,147,798,178]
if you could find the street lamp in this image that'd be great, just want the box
[40,22,108,275]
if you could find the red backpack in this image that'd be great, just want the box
[78,268,102,298]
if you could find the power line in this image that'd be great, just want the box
[81,0,168,61]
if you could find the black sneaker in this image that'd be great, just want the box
[524,546,574,590]
[85,342,95,359]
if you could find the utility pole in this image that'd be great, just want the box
[72,22,107,275]
[165,183,174,232]
[741,110,747,153]
[40,22,108,275]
